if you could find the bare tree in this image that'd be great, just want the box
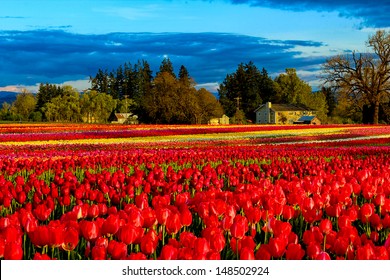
[322,30,390,124]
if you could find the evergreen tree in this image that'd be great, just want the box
[218,62,274,121]
[90,68,109,93]
[158,57,176,78]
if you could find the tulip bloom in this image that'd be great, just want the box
[108,240,127,260]
[92,245,107,260]
[230,215,248,239]
[316,251,331,260]
[166,213,181,235]
[62,227,79,251]
[79,221,99,241]
[159,245,178,260]
[240,247,255,260]
[4,242,23,260]
[286,243,305,260]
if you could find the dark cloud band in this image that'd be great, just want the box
[0,30,325,88]
[224,0,390,28]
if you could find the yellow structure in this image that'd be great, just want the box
[254,102,317,124]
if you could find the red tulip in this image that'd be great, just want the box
[156,207,170,226]
[255,244,271,260]
[180,207,193,227]
[135,193,149,209]
[139,229,158,255]
[269,237,287,258]
[360,203,374,223]
[62,227,79,251]
[0,217,10,230]
[193,237,210,257]
[101,214,120,236]
[306,242,321,259]
[0,237,5,258]
[338,215,352,229]
[142,207,157,228]
[87,204,99,219]
[29,225,50,247]
[92,245,107,260]
[127,252,147,260]
[159,245,178,260]
[333,237,349,256]
[207,250,221,260]
[230,215,248,239]
[33,252,52,260]
[117,224,142,245]
[179,231,196,248]
[107,240,127,260]
[98,203,108,216]
[79,220,99,241]
[240,247,255,260]
[33,203,52,221]
[209,231,226,252]
[4,242,23,260]
[48,223,64,247]
[315,251,331,260]
[166,213,181,235]
[319,219,332,235]
[3,225,23,245]
[356,244,375,260]
[286,243,305,260]
[375,246,389,260]
[370,214,382,231]
[127,207,144,228]
[282,205,295,220]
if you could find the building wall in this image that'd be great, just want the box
[256,107,269,124]
[256,109,315,124]
[255,103,273,124]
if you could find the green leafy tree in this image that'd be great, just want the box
[143,72,180,123]
[301,91,329,123]
[35,83,63,118]
[321,86,338,117]
[274,68,312,105]
[275,68,328,122]
[0,102,14,121]
[12,89,37,121]
[194,88,224,124]
[116,96,136,114]
[44,85,81,122]
[80,90,117,123]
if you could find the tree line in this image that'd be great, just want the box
[1,30,388,124]
[0,58,223,124]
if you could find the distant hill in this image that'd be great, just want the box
[0,91,18,104]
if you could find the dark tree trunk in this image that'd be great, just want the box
[373,101,380,124]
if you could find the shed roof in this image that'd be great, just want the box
[270,104,313,112]
[254,103,314,112]
[297,115,317,122]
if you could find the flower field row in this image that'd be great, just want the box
[0,124,388,144]
[1,124,390,260]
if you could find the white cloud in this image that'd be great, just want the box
[195,82,220,93]
[59,79,91,92]
[0,85,20,92]
[0,79,91,93]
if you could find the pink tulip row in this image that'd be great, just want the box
[0,124,387,143]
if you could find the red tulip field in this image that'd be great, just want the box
[1,123,390,260]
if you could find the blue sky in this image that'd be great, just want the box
[0,0,389,94]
